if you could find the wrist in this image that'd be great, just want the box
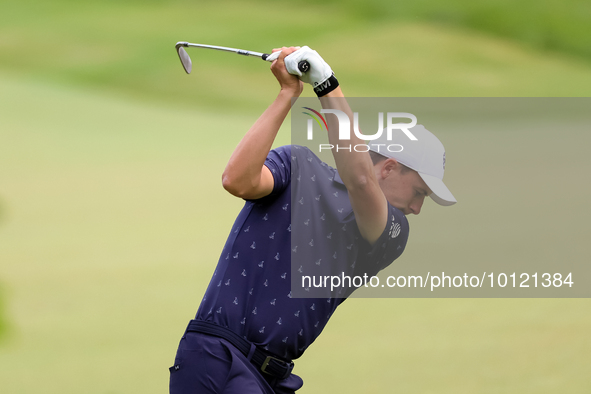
[319,85,344,98]
[279,86,301,98]
[314,74,339,97]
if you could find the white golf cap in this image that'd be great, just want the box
[369,125,456,206]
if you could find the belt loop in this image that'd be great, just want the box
[246,342,257,361]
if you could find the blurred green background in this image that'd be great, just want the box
[1,0,590,393]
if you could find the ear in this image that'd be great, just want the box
[380,158,400,178]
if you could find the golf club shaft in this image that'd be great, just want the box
[175,42,310,72]
[176,42,265,58]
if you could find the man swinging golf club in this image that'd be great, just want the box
[169,46,456,394]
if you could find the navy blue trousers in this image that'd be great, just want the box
[169,331,304,394]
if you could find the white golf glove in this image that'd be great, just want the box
[284,46,338,96]
[267,46,339,96]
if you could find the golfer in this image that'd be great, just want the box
[169,46,456,394]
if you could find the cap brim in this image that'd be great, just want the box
[418,173,457,206]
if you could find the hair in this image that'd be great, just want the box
[369,150,387,165]
[369,151,412,173]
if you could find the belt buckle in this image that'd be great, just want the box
[260,355,293,376]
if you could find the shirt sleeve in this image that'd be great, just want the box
[263,145,292,198]
[356,204,410,275]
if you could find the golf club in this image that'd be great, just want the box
[175,41,310,75]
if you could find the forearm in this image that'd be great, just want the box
[319,87,376,191]
[222,89,295,194]
[291,47,386,243]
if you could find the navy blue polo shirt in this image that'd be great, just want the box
[195,145,409,361]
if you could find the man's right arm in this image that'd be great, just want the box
[221,47,303,200]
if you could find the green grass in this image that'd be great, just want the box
[2,77,591,393]
[302,298,591,393]
[0,73,253,393]
[1,0,591,115]
[294,0,591,60]
[1,0,591,393]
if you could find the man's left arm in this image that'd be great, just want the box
[320,87,389,245]
[284,47,388,245]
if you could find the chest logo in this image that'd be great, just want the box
[389,218,401,239]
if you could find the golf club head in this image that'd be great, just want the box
[177,46,192,74]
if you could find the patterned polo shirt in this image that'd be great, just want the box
[195,145,409,360]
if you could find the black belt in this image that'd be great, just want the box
[186,320,294,380]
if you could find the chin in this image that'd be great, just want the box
[393,205,409,215]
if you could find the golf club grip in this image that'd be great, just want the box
[261,54,310,73]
